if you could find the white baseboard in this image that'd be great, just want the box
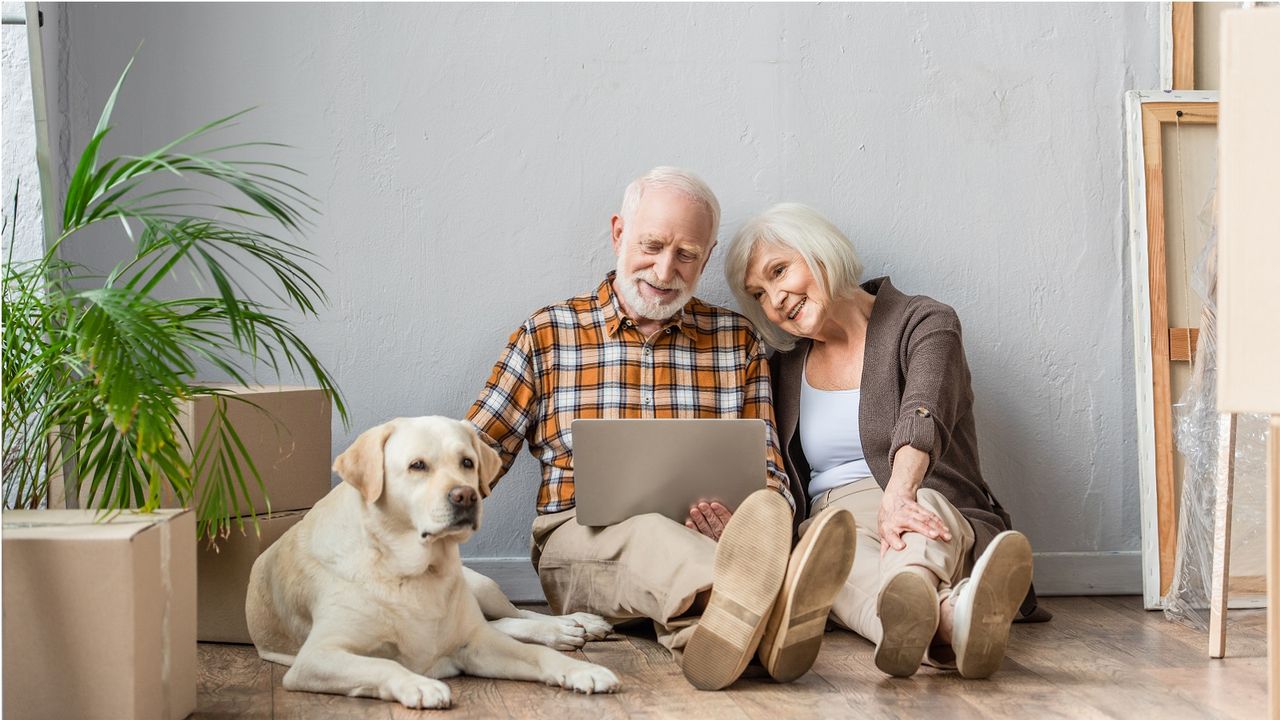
[466,551,1144,604]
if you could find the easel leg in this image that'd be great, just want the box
[1210,413,1238,658]
[1269,415,1279,719]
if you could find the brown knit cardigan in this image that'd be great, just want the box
[769,277,1044,619]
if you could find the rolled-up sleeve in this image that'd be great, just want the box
[889,304,971,475]
[465,323,541,488]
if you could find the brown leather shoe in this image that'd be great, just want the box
[757,507,857,682]
[682,490,792,691]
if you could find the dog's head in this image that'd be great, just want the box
[332,416,501,543]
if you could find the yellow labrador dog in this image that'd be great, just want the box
[246,416,620,709]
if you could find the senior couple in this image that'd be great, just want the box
[466,166,1047,690]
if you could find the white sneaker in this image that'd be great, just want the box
[949,530,1033,679]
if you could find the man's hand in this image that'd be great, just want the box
[686,501,732,541]
[878,490,951,555]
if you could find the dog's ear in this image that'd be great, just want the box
[468,426,502,498]
[333,421,396,503]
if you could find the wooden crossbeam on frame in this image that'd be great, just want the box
[1169,327,1200,362]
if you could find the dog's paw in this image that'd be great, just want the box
[541,620,588,650]
[384,674,452,709]
[550,663,621,695]
[561,612,613,641]
[520,617,589,650]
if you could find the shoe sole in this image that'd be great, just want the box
[759,507,857,682]
[682,490,792,691]
[954,531,1033,679]
[874,571,939,678]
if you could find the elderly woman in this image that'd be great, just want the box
[720,203,1048,679]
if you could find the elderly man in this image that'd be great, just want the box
[466,167,855,690]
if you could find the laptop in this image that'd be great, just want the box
[571,418,768,527]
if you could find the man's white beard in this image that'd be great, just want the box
[615,254,695,322]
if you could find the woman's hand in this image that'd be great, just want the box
[878,490,952,554]
[686,501,733,541]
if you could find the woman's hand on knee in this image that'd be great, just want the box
[686,501,732,541]
[878,491,953,554]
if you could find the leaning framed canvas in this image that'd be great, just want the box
[1124,90,1224,609]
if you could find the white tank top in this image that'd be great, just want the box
[799,365,873,498]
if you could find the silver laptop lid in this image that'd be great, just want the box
[571,418,767,527]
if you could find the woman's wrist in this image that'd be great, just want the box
[887,444,929,498]
[882,485,916,507]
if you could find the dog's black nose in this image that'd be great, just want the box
[449,486,477,509]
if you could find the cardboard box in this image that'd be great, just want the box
[198,509,307,643]
[3,509,197,720]
[51,385,333,515]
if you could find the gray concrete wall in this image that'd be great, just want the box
[53,3,1159,595]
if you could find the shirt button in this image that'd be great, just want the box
[666,328,673,334]
[915,407,931,418]
[644,347,651,355]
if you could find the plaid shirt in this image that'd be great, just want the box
[467,272,793,515]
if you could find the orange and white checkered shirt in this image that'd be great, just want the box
[467,272,793,515]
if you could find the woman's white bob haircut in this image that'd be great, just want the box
[724,203,864,351]
[619,166,722,241]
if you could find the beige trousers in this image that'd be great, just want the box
[531,509,715,663]
[803,477,975,644]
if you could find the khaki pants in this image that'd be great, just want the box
[803,477,974,644]
[532,509,715,663]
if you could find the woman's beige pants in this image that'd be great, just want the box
[804,477,975,644]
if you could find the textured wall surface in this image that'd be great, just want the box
[2,10,45,263]
[54,3,1159,588]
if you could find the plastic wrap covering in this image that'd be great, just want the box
[1163,196,1271,629]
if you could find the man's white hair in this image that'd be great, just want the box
[724,203,864,351]
[619,166,721,241]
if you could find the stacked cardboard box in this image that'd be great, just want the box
[199,509,309,643]
[49,385,334,643]
[3,509,197,720]
[189,386,332,643]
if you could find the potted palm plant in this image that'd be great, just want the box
[2,59,346,542]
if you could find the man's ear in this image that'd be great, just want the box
[610,214,625,254]
[698,239,718,275]
[469,427,502,498]
[333,421,396,504]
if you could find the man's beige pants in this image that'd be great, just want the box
[532,510,715,663]
[804,476,974,644]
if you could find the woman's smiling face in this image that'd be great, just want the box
[743,243,828,339]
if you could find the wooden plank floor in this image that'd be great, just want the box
[195,597,1267,719]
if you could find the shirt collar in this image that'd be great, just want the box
[597,271,697,340]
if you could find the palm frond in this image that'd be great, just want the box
[3,59,347,543]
